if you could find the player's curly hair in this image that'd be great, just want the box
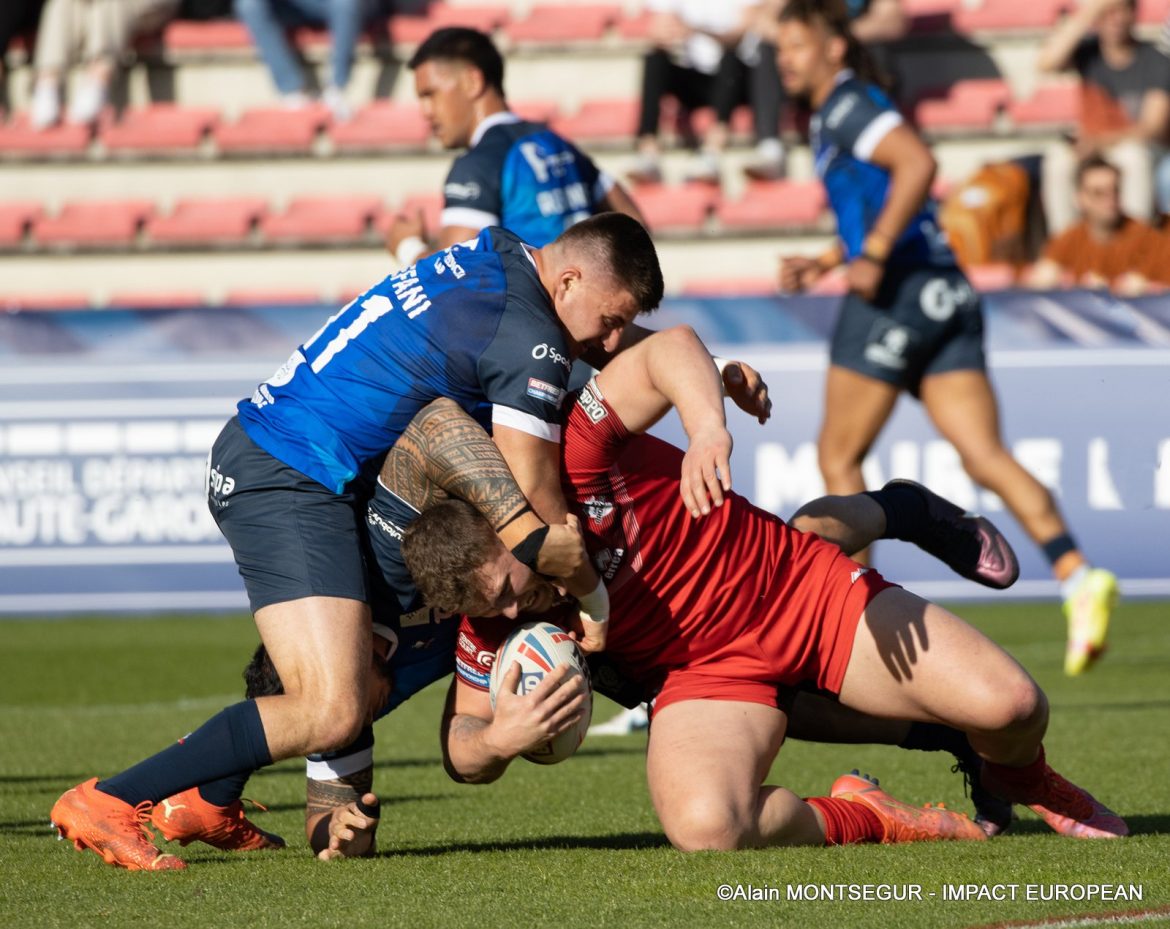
[408,27,505,96]
[556,212,664,313]
[402,499,501,614]
[778,0,889,90]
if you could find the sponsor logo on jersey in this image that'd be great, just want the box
[531,342,572,371]
[455,655,491,689]
[444,181,481,201]
[367,508,404,540]
[207,466,235,498]
[576,387,607,423]
[864,325,910,370]
[457,631,477,656]
[527,377,566,407]
[594,546,625,581]
[400,606,451,628]
[433,250,466,280]
[476,648,495,668]
[824,93,857,129]
[584,495,614,525]
[850,566,871,584]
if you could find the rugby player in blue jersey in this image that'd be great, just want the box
[386,27,646,265]
[773,0,1117,678]
[49,212,664,871]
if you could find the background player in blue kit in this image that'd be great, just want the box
[50,213,664,872]
[773,0,1117,678]
[386,27,646,266]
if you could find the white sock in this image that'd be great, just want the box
[1060,564,1090,600]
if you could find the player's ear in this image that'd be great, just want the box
[461,62,487,99]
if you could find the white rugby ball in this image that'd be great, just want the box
[489,621,592,765]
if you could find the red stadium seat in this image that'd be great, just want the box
[1009,83,1080,128]
[680,277,777,297]
[101,104,219,155]
[0,202,43,247]
[223,288,322,305]
[1137,0,1170,24]
[33,200,154,248]
[0,115,92,157]
[549,99,639,142]
[915,79,1009,132]
[1,292,90,310]
[630,183,717,234]
[954,0,1068,32]
[512,99,560,124]
[106,291,205,308]
[389,4,510,44]
[214,106,329,154]
[147,197,267,246]
[966,263,1017,291]
[716,180,826,230]
[161,19,253,51]
[378,191,443,237]
[260,195,383,244]
[617,11,653,41]
[330,100,430,151]
[505,5,619,43]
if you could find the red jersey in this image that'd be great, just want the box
[458,380,893,704]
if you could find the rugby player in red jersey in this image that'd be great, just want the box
[401,326,1127,850]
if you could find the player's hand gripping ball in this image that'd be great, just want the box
[489,621,593,764]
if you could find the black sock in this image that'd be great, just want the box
[864,483,928,542]
[898,721,970,756]
[197,771,252,808]
[97,700,272,806]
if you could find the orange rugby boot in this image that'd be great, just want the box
[51,778,186,871]
[831,770,987,843]
[152,786,285,851]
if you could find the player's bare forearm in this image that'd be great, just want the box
[305,766,374,853]
[443,712,513,784]
[384,398,531,532]
[867,127,937,248]
[601,182,648,229]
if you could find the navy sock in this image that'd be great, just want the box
[864,484,928,542]
[197,771,252,808]
[97,700,272,807]
[899,721,970,756]
[1040,533,1078,566]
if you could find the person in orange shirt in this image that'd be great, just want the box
[1027,154,1165,293]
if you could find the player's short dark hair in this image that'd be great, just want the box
[402,499,500,614]
[244,644,283,699]
[1075,154,1120,187]
[556,212,664,313]
[408,27,505,96]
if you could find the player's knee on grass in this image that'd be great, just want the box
[659,796,755,852]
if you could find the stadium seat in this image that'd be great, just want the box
[679,277,777,297]
[549,99,639,142]
[147,197,268,247]
[1,292,90,310]
[214,106,329,155]
[1137,0,1170,24]
[101,105,219,155]
[617,11,652,40]
[0,115,92,157]
[330,101,430,151]
[161,19,252,51]
[378,192,443,238]
[966,263,1017,291]
[915,79,1010,132]
[505,5,620,44]
[0,202,43,247]
[223,288,322,305]
[33,200,155,248]
[716,180,826,231]
[388,4,510,45]
[687,105,756,140]
[106,291,205,308]
[954,0,1069,33]
[512,100,560,124]
[260,195,383,244]
[630,183,717,234]
[1008,83,1080,129]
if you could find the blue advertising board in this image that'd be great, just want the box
[1,289,1167,613]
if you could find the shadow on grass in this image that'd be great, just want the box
[379,831,670,857]
[999,813,1168,837]
[259,792,456,814]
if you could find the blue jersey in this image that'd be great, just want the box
[236,227,572,493]
[442,112,612,246]
[812,71,956,275]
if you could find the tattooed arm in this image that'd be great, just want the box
[381,398,585,578]
[305,767,380,860]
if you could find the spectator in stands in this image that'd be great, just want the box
[233,0,382,120]
[1026,154,1166,293]
[629,0,786,185]
[0,0,44,82]
[28,0,179,129]
[386,27,644,264]
[1038,0,1170,231]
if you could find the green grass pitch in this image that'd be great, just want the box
[1,601,1168,929]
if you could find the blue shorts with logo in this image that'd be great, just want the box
[207,416,371,612]
[829,266,986,396]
